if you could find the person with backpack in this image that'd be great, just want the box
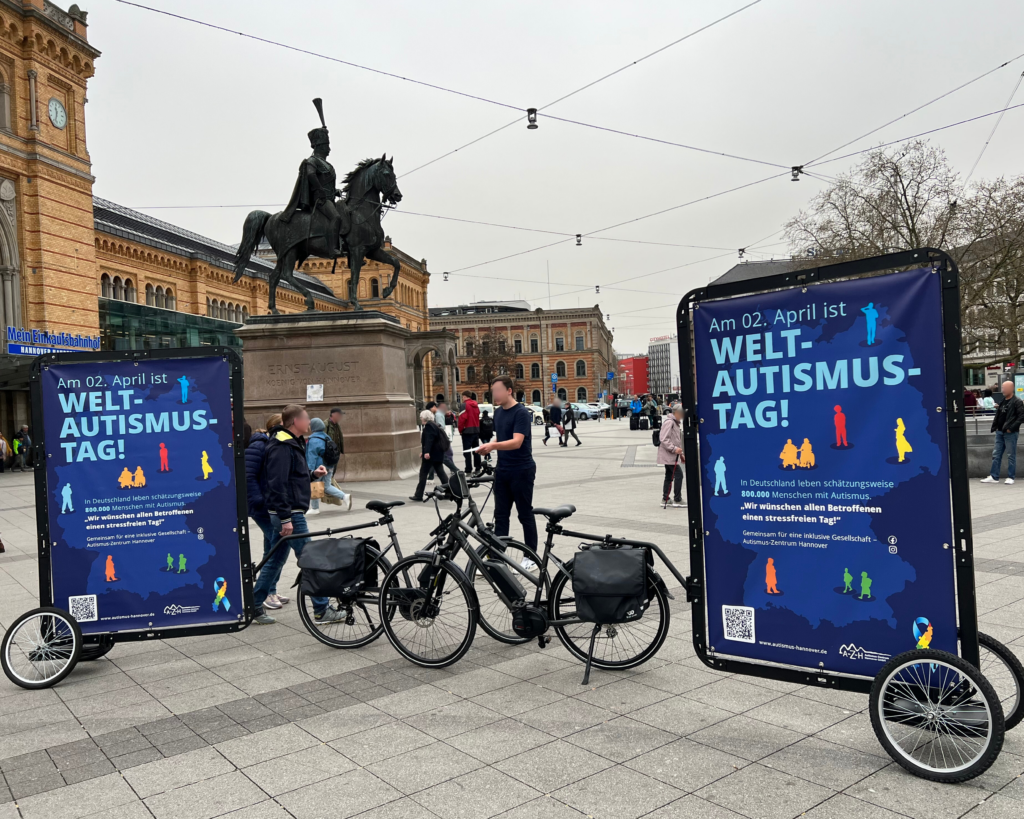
[561,402,581,447]
[657,403,686,508]
[479,409,495,470]
[306,417,351,514]
[245,414,289,611]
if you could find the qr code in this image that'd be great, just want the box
[723,605,755,643]
[68,595,98,623]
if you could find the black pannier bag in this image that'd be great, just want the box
[295,537,370,598]
[572,546,648,625]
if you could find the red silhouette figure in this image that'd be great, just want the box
[766,558,780,594]
[159,443,170,472]
[834,405,848,447]
[105,555,118,582]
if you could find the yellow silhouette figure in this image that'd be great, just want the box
[133,466,146,487]
[917,623,934,649]
[766,558,780,594]
[118,467,134,489]
[779,439,799,469]
[201,451,213,480]
[798,438,815,468]
[895,418,913,463]
[105,555,118,582]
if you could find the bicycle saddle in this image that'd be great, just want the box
[365,500,405,513]
[532,504,576,522]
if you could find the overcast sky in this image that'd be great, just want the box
[86,0,1024,353]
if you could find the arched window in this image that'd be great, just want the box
[575,360,587,377]
[206,297,212,317]
[146,283,155,306]
[467,365,476,382]
[125,279,136,303]
[465,340,474,357]
[530,335,539,353]
[112,276,124,301]
[530,363,540,379]
[0,72,11,132]
[165,288,175,311]
[235,305,242,322]
[101,273,112,299]
[371,278,380,298]
[556,361,566,378]
[514,335,523,354]
[515,363,524,379]
[434,368,444,385]
[220,300,227,318]
[454,368,460,383]
[532,389,542,404]
[242,307,249,321]
[576,387,588,402]
[557,387,567,401]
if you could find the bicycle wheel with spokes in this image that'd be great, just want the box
[297,548,393,649]
[549,563,670,670]
[465,539,547,645]
[379,555,477,668]
[1,607,82,689]
[870,649,1004,782]
[978,632,1024,730]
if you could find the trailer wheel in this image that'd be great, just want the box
[1,607,82,689]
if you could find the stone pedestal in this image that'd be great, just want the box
[236,312,419,481]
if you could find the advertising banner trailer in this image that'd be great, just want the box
[35,352,247,635]
[691,267,958,677]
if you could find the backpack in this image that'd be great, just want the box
[572,546,648,625]
[480,416,494,437]
[321,435,341,468]
[295,536,370,599]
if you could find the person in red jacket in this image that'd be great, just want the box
[458,390,482,475]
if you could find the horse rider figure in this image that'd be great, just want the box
[281,125,347,258]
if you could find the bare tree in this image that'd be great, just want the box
[463,331,518,392]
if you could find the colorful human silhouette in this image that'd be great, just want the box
[859,571,872,600]
[713,456,728,495]
[843,567,853,593]
[861,302,879,345]
[159,443,170,472]
[779,439,799,469]
[133,466,146,487]
[60,483,74,513]
[201,451,213,480]
[917,622,934,649]
[177,375,190,404]
[177,553,187,573]
[766,558,780,594]
[166,553,174,572]
[118,467,134,489]
[895,418,913,463]
[105,555,118,582]
[798,438,815,468]
[834,405,848,447]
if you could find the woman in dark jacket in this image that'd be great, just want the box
[244,414,288,608]
[410,410,450,501]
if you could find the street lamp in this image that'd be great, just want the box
[526,108,538,129]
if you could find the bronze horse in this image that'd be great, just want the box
[233,155,403,313]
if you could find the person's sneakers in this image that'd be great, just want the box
[253,608,277,625]
[543,438,549,446]
[1007,478,1016,485]
[671,501,686,508]
[343,494,353,512]
[409,495,423,502]
[263,594,283,610]
[306,507,321,516]
[520,558,538,571]
[980,476,999,483]
[276,594,290,604]
[314,607,346,623]
[575,442,582,446]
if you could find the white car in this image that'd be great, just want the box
[476,403,545,425]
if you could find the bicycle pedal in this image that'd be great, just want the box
[537,635,551,649]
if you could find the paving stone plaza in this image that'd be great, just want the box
[0,420,1022,819]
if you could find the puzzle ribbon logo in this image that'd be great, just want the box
[213,577,231,613]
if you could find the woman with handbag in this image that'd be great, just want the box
[306,417,352,514]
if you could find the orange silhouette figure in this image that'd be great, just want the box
[105,555,118,582]
[118,467,134,489]
[798,438,815,468]
[133,466,146,487]
[159,443,170,472]
[834,405,848,447]
[766,558,780,594]
[779,439,799,469]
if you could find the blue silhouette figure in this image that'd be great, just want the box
[714,456,728,496]
[861,302,879,345]
[177,375,190,404]
[60,483,73,513]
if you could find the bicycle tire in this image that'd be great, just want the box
[297,546,393,649]
[465,539,548,645]
[379,555,478,668]
[549,562,670,670]
[870,649,1004,782]
[978,631,1024,730]
[1,607,82,689]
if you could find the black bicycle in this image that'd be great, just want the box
[377,471,687,677]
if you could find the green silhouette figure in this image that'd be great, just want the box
[166,553,173,572]
[859,571,872,600]
[177,553,187,574]
[843,568,853,593]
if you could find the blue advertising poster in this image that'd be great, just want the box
[693,267,956,675]
[40,356,243,634]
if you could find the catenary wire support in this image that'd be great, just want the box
[791,165,804,182]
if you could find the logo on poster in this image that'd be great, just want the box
[913,617,934,649]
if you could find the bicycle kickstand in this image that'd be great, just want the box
[580,624,602,686]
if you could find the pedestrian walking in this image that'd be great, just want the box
[410,409,450,501]
[980,380,1024,485]
[0,434,7,472]
[457,390,482,474]
[252,404,335,625]
[477,376,537,553]
[12,426,30,471]
[544,398,563,446]
[658,404,686,507]
[245,414,289,611]
[561,402,581,446]
[306,417,352,514]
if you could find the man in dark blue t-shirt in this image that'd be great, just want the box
[477,375,537,550]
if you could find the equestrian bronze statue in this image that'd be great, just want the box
[233,98,403,313]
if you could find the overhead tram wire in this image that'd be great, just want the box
[964,70,1024,184]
